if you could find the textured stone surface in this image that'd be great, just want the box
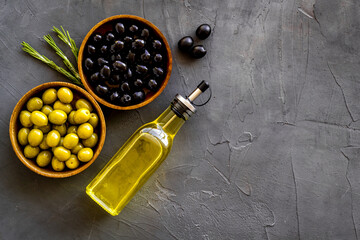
[1,0,360,239]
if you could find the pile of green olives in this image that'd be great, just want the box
[17,87,100,171]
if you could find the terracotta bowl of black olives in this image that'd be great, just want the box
[78,15,172,110]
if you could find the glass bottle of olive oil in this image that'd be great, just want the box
[86,81,209,216]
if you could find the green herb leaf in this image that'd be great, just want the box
[52,26,79,61]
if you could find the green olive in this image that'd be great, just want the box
[77,123,93,139]
[39,135,50,150]
[28,129,43,147]
[52,124,67,136]
[30,110,48,127]
[57,87,73,104]
[53,100,73,114]
[88,113,99,128]
[34,123,51,134]
[51,156,65,171]
[24,145,40,158]
[53,146,71,161]
[42,88,57,105]
[36,150,52,167]
[26,97,43,112]
[63,133,79,149]
[41,105,53,116]
[48,110,67,125]
[46,130,61,147]
[65,154,80,169]
[75,98,93,112]
[73,108,91,124]
[68,111,76,125]
[18,128,30,146]
[77,148,93,162]
[71,143,84,154]
[19,110,33,128]
[67,125,77,134]
[82,133,98,148]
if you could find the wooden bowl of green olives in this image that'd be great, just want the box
[78,15,172,110]
[9,82,106,178]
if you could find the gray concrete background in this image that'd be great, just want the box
[0,0,359,239]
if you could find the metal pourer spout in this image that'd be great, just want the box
[171,81,210,120]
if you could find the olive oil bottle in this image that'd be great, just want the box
[86,81,209,216]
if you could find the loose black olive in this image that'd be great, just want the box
[84,58,94,70]
[123,36,133,44]
[196,24,211,40]
[96,84,109,95]
[129,25,139,33]
[120,94,132,106]
[178,36,194,52]
[110,40,124,53]
[133,91,145,103]
[136,65,148,75]
[93,34,102,45]
[134,79,143,88]
[154,54,163,63]
[153,67,164,76]
[126,51,136,63]
[124,68,132,79]
[148,79,158,90]
[90,72,100,83]
[115,23,125,35]
[190,45,207,59]
[141,29,150,38]
[87,45,96,55]
[113,61,127,72]
[97,58,108,67]
[110,53,122,62]
[109,91,121,103]
[132,39,145,50]
[121,82,131,92]
[106,32,115,43]
[100,65,111,78]
[100,45,108,55]
[141,50,151,62]
[152,40,162,49]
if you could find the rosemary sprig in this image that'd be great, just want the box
[52,26,79,61]
[43,34,80,80]
[21,42,82,86]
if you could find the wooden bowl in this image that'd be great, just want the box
[78,15,172,110]
[9,82,106,178]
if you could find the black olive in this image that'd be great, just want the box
[106,32,115,43]
[84,58,94,70]
[113,61,127,72]
[96,84,109,95]
[178,36,194,52]
[123,36,133,44]
[87,45,96,55]
[129,25,139,33]
[136,65,148,75]
[196,24,211,40]
[154,54,163,63]
[141,29,150,38]
[133,91,145,103]
[109,74,121,84]
[93,34,102,45]
[148,79,158,90]
[153,67,164,76]
[190,45,207,59]
[134,79,143,88]
[109,91,121,103]
[126,51,136,63]
[152,40,162,49]
[110,53,122,62]
[141,49,151,62]
[100,45,109,55]
[120,94,132,106]
[110,40,124,53]
[90,72,100,83]
[100,65,111,78]
[121,82,131,92]
[124,68,132,79]
[97,58,108,67]
[132,39,145,50]
[115,23,125,35]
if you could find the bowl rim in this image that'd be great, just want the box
[78,14,173,110]
[9,81,106,178]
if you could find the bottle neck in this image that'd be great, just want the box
[155,106,186,136]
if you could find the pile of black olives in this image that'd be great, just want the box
[178,24,211,59]
[83,20,168,106]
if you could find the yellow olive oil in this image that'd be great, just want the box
[86,81,209,216]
